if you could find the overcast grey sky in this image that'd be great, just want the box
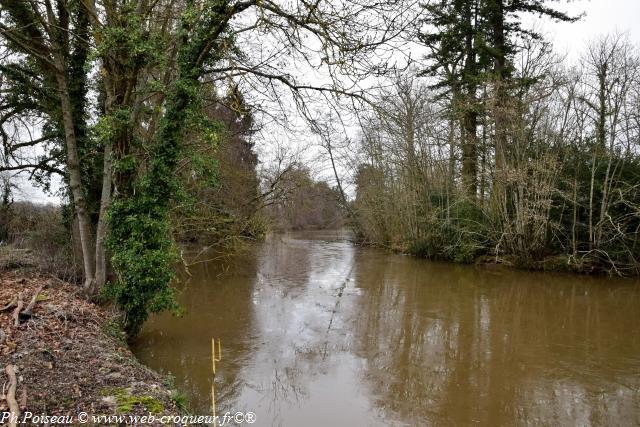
[14,0,640,205]
[539,0,640,58]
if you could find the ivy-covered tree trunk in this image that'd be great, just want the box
[106,0,243,335]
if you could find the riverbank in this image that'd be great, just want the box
[350,236,632,277]
[0,270,182,424]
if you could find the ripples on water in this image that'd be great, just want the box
[132,230,640,426]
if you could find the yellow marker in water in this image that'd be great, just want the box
[211,338,222,427]
[211,382,216,427]
[212,337,222,375]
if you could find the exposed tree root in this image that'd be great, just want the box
[0,297,17,312]
[11,297,23,327]
[19,282,48,320]
[4,364,20,427]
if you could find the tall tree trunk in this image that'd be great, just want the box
[588,148,597,249]
[597,66,607,150]
[461,0,478,197]
[446,100,456,223]
[479,98,488,206]
[54,67,95,289]
[595,64,613,247]
[491,0,508,188]
[94,141,112,288]
[462,109,478,197]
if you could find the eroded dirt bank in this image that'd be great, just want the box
[0,271,181,425]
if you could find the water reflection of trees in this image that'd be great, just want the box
[132,247,259,413]
[353,255,640,425]
[228,233,321,419]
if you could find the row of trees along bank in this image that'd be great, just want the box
[2,0,639,338]
[0,0,411,335]
[352,31,640,275]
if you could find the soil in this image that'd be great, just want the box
[0,271,182,425]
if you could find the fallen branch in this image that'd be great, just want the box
[0,297,17,312]
[5,365,20,427]
[20,282,49,320]
[12,296,23,327]
[0,328,5,345]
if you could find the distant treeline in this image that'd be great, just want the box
[264,164,345,232]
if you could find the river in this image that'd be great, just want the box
[132,230,640,426]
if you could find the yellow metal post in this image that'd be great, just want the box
[211,382,216,427]
[211,338,222,427]
[212,338,221,374]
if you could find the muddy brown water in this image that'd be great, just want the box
[132,230,640,426]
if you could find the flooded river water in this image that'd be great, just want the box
[132,231,640,426]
